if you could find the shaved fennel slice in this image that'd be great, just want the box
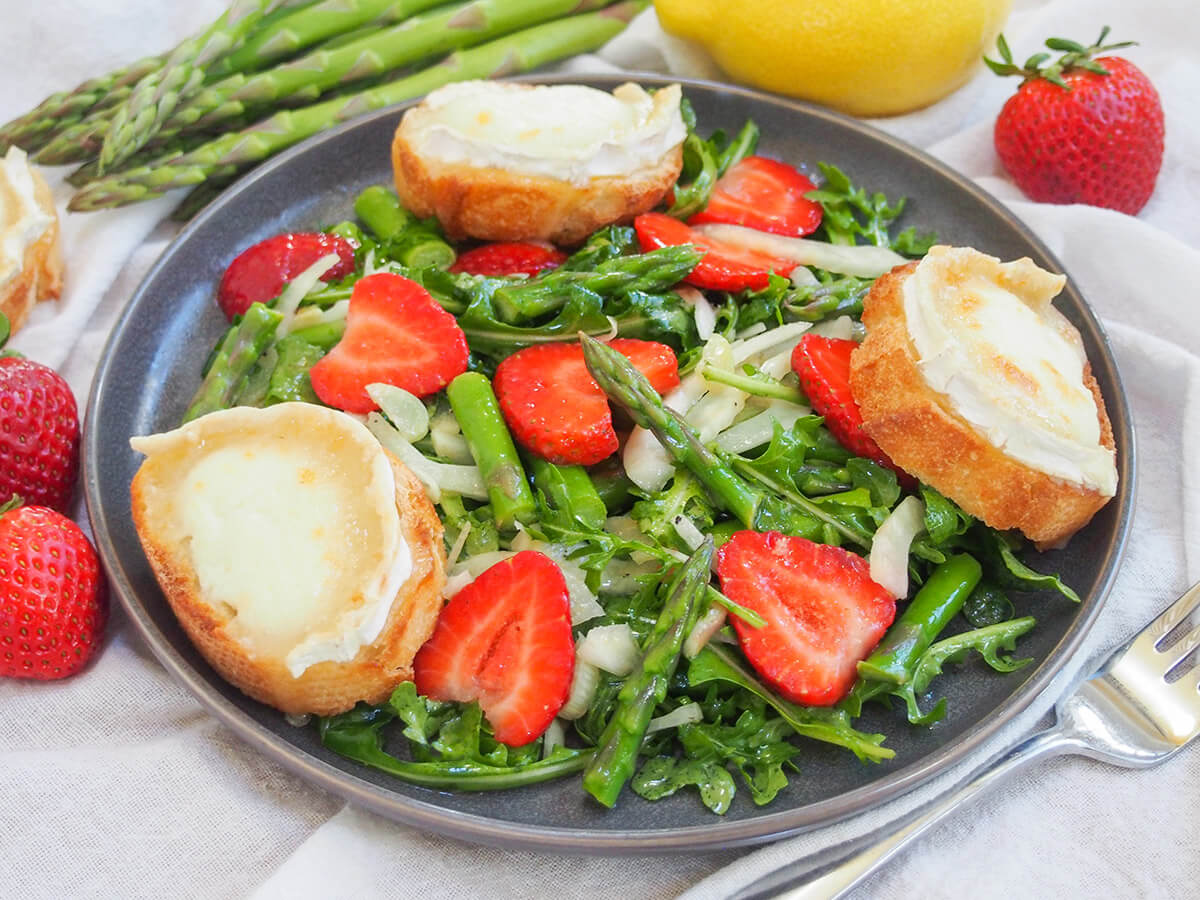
[684,606,727,659]
[559,658,600,720]
[731,321,812,365]
[647,702,703,734]
[869,495,926,598]
[276,252,340,332]
[693,223,906,278]
[677,285,716,340]
[366,383,428,442]
[809,315,857,341]
[578,624,640,676]
[714,401,809,453]
[366,412,487,503]
[542,719,566,759]
[622,371,707,493]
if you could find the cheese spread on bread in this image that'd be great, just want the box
[399,81,686,185]
[130,403,413,677]
[902,245,1117,496]
[0,147,54,289]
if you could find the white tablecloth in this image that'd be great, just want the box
[2,1,1197,897]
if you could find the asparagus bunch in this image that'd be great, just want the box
[69,2,646,211]
[100,0,302,171]
[1,0,642,214]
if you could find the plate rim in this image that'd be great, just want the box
[83,72,1136,854]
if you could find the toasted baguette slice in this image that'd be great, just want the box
[1,148,63,333]
[391,81,685,245]
[130,403,445,715]
[850,249,1116,548]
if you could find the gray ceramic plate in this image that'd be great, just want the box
[84,74,1134,853]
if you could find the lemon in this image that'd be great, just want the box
[653,0,1011,117]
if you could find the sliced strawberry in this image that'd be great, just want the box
[217,231,357,320]
[413,551,574,746]
[791,334,913,485]
[494,338,679,466]
[449,242,567,277]
[634,212,793,292]
[716,531,896,706]
[689,156,823,237]
[308,272,468,412]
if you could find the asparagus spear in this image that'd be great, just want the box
[100,0,303,172]
[0,57,159,154]
[207,0,448,80]
[354,186,415,241]
[527,456,608,530]
[856,553,983,685]
[70,2,647,211]
[159,0,617,140]
[580,334,823,539]
[493,245,703,322]
[184,302,283,422]
[582,538,713,808]
[445,372,537,530]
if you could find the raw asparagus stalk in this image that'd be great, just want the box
[160,0,617,139]
[493,245,703,322]
[580,334,822,539]
[207,0,448,80]
[527,456,608,530]
[445,372,537,530]
[70,2,647,211]
[0,58,159,154]
[857,553,983,685]
[582,539,713,808]
[100,0,303,172]
[184,302,283,422]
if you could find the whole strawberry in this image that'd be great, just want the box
[0,329,80,512]
[986,27,1164,215]
[0,499,107,679]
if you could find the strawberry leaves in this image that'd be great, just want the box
[984,26,1137,88]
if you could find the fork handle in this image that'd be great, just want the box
[745,725,1078,900]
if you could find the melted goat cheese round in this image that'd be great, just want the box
[902,245,1117,496]
[401,81,686,185]
[131,403,413,677]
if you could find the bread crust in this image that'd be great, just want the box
[131,452,446,716]
[849,260,1116,548]
[391,130,682,246]
[1,165,63,333]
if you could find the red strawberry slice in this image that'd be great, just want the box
[791,334,913,485]
[449,242,567,277]
[413,551,574,746]
[634,212,793,292]
[689,156,824,237]
[308,272,468,412]
[716,531,896,706]
[217,231,357,320]
[493,338,679,466]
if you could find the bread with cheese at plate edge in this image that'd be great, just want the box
[849,248,1117,548]
[1,148,63,333]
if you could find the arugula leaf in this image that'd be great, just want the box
[846,617,1036,725]
[921,486,975,546]
[667,106,760,219]
[963,581,1016,627]
[562,225,638,269]
[679,706,800,806]
[688,644,893,762]
[807,163,936,254]
[734,272,871,332]
[973,527,1081,603]
[317,703,590,790]
[631,470,716,549]
[631,755,737,814]
[847,458,901,509]
[439,494,500,556]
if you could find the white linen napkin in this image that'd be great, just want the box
[1,1,1197,898]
